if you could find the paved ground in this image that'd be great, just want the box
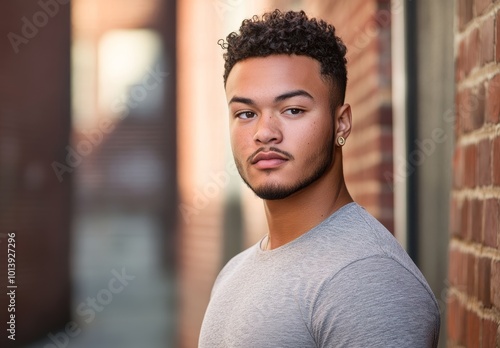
[26,211,176,348]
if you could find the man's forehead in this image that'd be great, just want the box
[226,55,322,90]
[225,55,333,104]
[228,54,320,74]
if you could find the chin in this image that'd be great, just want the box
[253,188,294,200]
[249,181,300,200]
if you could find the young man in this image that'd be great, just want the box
[199,10,440,347]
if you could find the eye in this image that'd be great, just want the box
[283,108,304,116]
[235,111,257,119]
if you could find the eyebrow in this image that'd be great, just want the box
[274,89,313,103]
[228,89,314,105]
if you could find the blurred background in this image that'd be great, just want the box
[1,0,499,347]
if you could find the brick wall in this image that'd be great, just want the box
[447,0,500,346]
[306,0,394,232]
[176,1,228,346]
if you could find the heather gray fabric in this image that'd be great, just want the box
[199,203,440,347]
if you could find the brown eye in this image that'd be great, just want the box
[284,108,304,115]
[236,111,257,119]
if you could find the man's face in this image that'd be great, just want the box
[225,54,337,200]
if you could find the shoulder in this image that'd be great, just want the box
[315,203,394,248]
[305,204,407,269]
[312,256,441,347]
[316,203,431,283]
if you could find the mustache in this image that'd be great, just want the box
[247,147,294,164]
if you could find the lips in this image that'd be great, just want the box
[251,151,289,169]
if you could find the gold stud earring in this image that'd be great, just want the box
[337,136,346,146]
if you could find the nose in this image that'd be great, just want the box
[253,113,283,144]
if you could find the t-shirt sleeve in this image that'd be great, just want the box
[311,256,441,348]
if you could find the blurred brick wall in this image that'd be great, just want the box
[176,1,227,347]
[447,0,500,346]
[306,0,394,232]
[0,1,72,345]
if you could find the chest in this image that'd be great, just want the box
[200,265,320,348]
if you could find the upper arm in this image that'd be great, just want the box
[312,257,440,348]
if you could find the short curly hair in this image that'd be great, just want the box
[220,9,348,104]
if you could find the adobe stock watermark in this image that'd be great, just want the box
[7,0,70,54]
[384,75,500,190]
[43,268,135,348]
[385,127,448,191]
[51,64,169,183]
[212,0,244,21]
[110,65,170,119]
[350,0,412,58]
[179,160,239,224]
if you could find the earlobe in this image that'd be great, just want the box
[335,103,352,141]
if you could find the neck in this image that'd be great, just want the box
[263,152,352,249]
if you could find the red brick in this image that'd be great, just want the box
[453,146,465,188]
[466,28,480,75]
[466,310,481,347]
[477,139,492,186]
[482,317,498,348]
[492,260,500,308]
[446,295,457,341]
[461,199,471,240]
[464,145,477,187]
[454,251,468,294]
[470,199,484,242]
[477,257,491,307]
[380,131,392,154]
[466,253,477,296]
[458,0,474,30]
[480,15,495,65]
[457,87,484,133]
[447,294,466,344]
[448,248,461,286]
[378,103,392,123]
[456,89,468,134]
[494,136,500,185]
[476,0,491,15]
[484,198,499,248]
[471,84,486,130]
[486,74,500,124]
[456,38,467,82]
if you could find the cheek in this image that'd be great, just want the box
[229,124,240,147]
[230,137,240,158]
[315,117,334,142]
[289,119,333,150]
[230,127,251,155]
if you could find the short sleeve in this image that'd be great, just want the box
[311,256,441,348]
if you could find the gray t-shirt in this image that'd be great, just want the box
[199,203,440,347]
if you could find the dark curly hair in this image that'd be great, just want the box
[220,9,348,104]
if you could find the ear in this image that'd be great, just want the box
[335,103,352,140]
